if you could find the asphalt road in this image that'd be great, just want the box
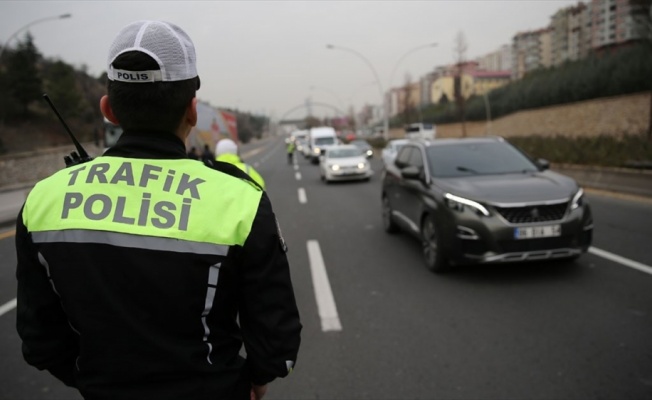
[1,135,651,399]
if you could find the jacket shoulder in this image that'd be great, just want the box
[204,159,263,191]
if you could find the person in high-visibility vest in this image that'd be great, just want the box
[15,20,301,400]
[215,138,266,190]
[286,140,295,165]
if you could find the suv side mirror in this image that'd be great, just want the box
[536,158,550,171]
[401,166,421,180]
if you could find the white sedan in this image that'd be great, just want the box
[319,145,373,183]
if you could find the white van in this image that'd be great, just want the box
[405,123,436,140]
[308,126,338,164]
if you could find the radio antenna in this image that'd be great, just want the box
[42,93,91,160]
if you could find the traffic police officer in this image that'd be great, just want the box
[287,140,295,165]
[15,20,301,400]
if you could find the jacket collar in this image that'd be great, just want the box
[216,153,242,164]
[103,129,188,159]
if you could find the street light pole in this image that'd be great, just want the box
[0,13,72,62]
[388,43,438,92]
[388,43,437,126]
[326,44,389,140]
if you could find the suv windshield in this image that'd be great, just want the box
[426,141,539,177]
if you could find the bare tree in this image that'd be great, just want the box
[402,72,415,125]
[453,31,468,137]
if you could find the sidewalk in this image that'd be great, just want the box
[0,187,29,227]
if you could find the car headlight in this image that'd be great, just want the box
[366,150,373,157]
[444,193,490,216]
[357,162,367,169]
[313,147,321,154]
[330,164,340,171]
[571,188,584,210]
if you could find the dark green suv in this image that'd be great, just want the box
[381,137,593,273]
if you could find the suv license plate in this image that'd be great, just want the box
[514,225,561,239]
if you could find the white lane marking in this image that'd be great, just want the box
[0,298,17,317]
[0,229,16,240]
[298,188,307,204]
[589,247,652,276]
[306,240,342,332]
[293,164,299,171]
[295,172,302,181]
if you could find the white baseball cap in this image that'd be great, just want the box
[215,139,238,156]
[107,20,198,83]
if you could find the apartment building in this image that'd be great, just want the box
[511,27,553,79]
[476,44,512,72]
[589,0,650,47]
[472,70,512,97]
[388,82,421,117]
[428,62,510,105]
[545,0,649,67]
[550,2,589,65]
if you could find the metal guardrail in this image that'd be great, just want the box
[552,164,652,199]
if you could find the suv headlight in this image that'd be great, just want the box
[571,188,584,210]
[313,147,321,154]
[330,164,340,171]
[444,193,490,216]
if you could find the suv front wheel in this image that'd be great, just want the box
[421,214,450,273]
[382,195,399,233]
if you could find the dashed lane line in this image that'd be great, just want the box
[298,188,307,204]
[0,298,17,317]
[0,229,15,240]
[306,240,342,332]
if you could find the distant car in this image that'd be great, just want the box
[295,138,309,155]
[301,140,312,159]
[381,138,410,168]
[381,137,593,273]
[349,139,373,158]
[405,122,436,140]
[319,145,373,183]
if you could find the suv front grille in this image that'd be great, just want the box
[494,202,568,224]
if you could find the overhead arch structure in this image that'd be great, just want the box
[277,101,347,126]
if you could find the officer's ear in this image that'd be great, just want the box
[185,97,198,127]
[100,95,120,125]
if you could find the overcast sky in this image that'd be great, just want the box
[1,0,578,120]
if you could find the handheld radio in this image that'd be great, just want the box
[42,94,94,167]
